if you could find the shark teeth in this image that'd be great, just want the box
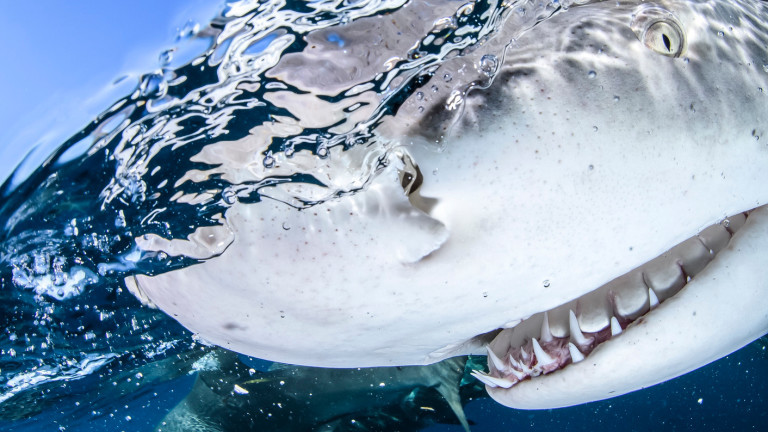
[531,338,556,366]
[568,310,591,347]
[486,346,509,374]
[568,343,585,363]
[477,211,750,390]
[471,370,515,388]
[648,288,660,309]
[540,311,554,342]
[610,316,622,336]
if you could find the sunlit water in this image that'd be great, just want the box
[0,0,766,430]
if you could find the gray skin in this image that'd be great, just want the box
[155,350,475,432]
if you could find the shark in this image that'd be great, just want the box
[155,349,477,432]
[122,0,768,410]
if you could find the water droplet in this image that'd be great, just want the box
[446,89,464,111]
[431,85,439,93]
[138,73,167,99]
[159,49,174,66]
[722,219,730,228]
[432,168,439,175]
[683,57,690,64]
[543,280,550,288]
[114,210,126,228]
[588,164,594,170]
[317,145,329,158]
[482,291,488,298]
[176,20,200,41]
[417,106,425,113]
[613,95,620,102]
[478,54,499,76]
[222,189,237,205]
[416,91,424,101]
[717,30,724,37]
[282,222,291,231]
[263,151,275,168]
[593,126,599,132]
[587,70,597,78]
[443,73,453,83]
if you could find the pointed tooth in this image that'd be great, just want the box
[509,355,533,374]
[540,311,553,342]
[568,342,585,363]
[648,288,660,309]
[486,346,508,373]
[508,366,527,380]
[520,346,531,362]
[610,316,623,336]
[531,338,556,366]
[568,310,590,346]
[471,371,498,388]
[508,354,523,370]
[471,371,515,388]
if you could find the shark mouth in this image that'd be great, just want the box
[471,206,760,395]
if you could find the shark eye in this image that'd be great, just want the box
[642,20,684,57]
[630,5,686,58]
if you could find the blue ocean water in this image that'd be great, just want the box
[0,0,766,431]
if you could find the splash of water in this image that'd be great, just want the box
[0,0,568,411]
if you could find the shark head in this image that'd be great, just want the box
[124,0,768,409]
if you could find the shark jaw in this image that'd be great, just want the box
[474,205,768,408]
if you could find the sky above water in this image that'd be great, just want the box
[0,0,222,184]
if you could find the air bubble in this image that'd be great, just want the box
[263,151,275,168]
[222,189,238,205]
[613,96,620,102]
[593,126,599,132]
[317,146,329,158]
[416,91,424,101]
[717,30,724,37]
[138,73,167,99]
[176,20,200,41]
[543,280,550,288]
[478,54,498,76]
[159,49,174,66]
[587,70,597,78]
[431,85,439,93]
[443,73,453,83]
